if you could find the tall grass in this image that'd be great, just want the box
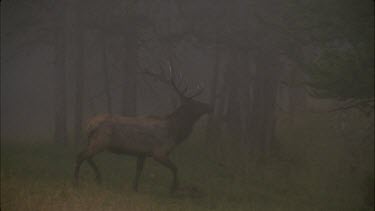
[1,111,373,211]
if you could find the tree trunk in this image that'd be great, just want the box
[206,44,221,142]
[220,50,253,144]
[285,45,307,122]
[122,26,138,116]
[101,32,112,114]
[73,1,84,144]
[222,51,243,140]
[248,50,281,156]
[288,67,307,121]
[53,2,67,144]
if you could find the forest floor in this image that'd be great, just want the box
[1,112,373,211]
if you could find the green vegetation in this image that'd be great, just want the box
[303,0,374,110]
[1,111,373,211]
[308,47,374,101]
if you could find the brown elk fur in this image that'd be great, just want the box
[73,99,211,192]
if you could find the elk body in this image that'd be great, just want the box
[73,64,211,192]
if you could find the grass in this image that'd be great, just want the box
[1,111,374,211]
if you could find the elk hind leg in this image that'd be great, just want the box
[74,128,110,186]
[73,147,103,186]
[133,156,145,191]
[87,158,102,184]
[74,149,89,186]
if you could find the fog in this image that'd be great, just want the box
[1,0,374,210]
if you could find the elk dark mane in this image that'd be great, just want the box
[166,101,209,143]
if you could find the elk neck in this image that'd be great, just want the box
[166,104,205,143]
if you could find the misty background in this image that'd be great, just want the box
[1,0,221,140]
[1,0,374,210]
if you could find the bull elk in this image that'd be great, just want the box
[73,62,211,193]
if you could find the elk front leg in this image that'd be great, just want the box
[133,156,145,191]
[153,154,178,193]
[87,158,102,184]
[74,149,88,186]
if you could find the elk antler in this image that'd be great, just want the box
[141,60,204,100]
